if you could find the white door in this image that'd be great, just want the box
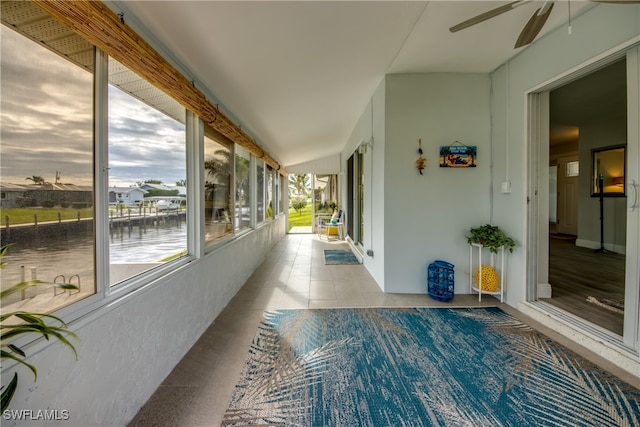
[556,155,579,236]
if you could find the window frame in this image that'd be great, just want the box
[256,158,266,225]
[203,125,236,249]
[234,145,253,234]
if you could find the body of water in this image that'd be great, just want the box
[1,221,188,297]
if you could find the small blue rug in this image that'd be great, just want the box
[323,249,359,265]
[223,307,640,426]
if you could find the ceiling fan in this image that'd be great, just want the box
[449,0,640,49]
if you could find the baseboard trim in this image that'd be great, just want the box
[575,238,626,255]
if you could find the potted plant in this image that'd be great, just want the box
[466,224,516,253]
[0,244,79,411]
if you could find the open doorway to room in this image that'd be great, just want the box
[533,55,638,341]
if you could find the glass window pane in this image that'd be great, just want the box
[1,25,96,312]
[108,57,187,286]
[275,174,281,215]
[566,161,579,177]
[204,129,232,244]
[358,152,365,245]
[266,167,274,220]
[235,147,251,231]
[257,160,265,224]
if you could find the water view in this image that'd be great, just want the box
[1,221,187,306]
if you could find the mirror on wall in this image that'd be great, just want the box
[592,145,626,197]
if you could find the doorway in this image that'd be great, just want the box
[529,48,640,350]
[287,173,340,234]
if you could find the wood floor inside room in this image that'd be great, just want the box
[541,234,625,336]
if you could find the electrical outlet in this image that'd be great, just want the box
[501,181,511,194]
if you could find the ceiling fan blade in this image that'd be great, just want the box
[514,2,554,48]
[450,1,526,33]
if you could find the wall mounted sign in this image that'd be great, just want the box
[439,142,477,168]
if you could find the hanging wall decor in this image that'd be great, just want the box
[416,139,426,175]
[439,141,477,168]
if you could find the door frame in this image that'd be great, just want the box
[526,43,640,352]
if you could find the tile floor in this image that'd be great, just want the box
[128,233,639,427]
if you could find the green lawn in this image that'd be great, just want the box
[287,204,336,231]
[288,205,313,230]
[4,205,332,231]
[1,207,94,226]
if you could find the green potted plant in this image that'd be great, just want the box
[466,224,516,253]
[0,244,79,411]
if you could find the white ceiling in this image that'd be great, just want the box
[117,0,599,168]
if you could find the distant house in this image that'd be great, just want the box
[0,182,93,208]
[108,187,147,206]
[138,183,186,197]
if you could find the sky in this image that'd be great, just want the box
[1,25,186,188]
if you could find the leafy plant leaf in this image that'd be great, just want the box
[0,350,36,378]
[1,372,18,412]
[0,244,80,411]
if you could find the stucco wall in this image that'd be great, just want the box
[383,73,491,294]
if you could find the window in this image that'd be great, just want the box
[257,160,265,224]
[235,146,251,231]
[0,24,96,313]
[204,128,233,245]
[357,151,365,245]
[566,161,579,177]
[1,3,284,321]
[266,166,274,220]
[108,57,187,286]
[274,173,281,216]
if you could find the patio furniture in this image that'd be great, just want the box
[317,210,344,240]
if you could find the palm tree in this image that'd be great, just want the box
[204,149,232,183]
[289,174,310,198]
[467,146,477,167]
[204,149,232,220]
[25,175,45,185]
[439,147,451,167]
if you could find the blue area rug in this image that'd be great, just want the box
[323,249,359,265]
[223,307,640,426]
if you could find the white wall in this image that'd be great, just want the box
[285,154,341,175]
[3,217,286,427]
[383,73,491,294]
[490,3,640,306]
[342,80,386,289]
[577,114,628,252]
